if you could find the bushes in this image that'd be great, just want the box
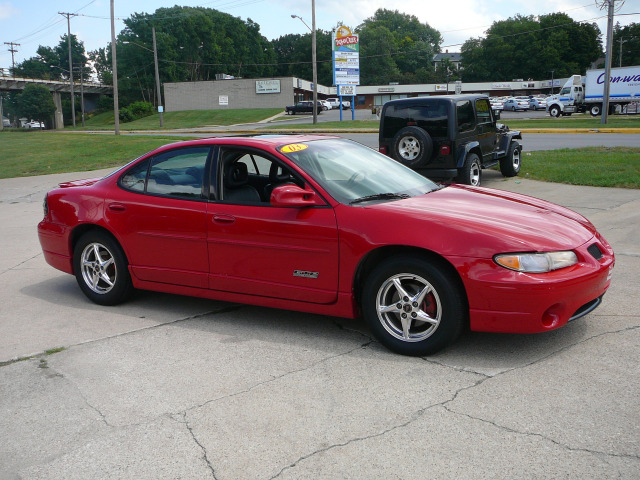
[119,101,154,123]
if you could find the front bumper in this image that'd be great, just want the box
[450,235,614,334]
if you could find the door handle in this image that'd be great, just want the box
[212,214,236,224]
[108,203,126,212]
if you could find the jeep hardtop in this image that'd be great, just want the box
[378,94,522,186]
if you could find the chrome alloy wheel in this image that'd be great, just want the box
[511,147,521,171]
[80,242,117,294]
[375,273,442,342]
[469,159,481,186]
[398,136,421,161]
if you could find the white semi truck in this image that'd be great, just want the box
[546,65,640,117]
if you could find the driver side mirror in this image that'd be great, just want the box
[493,109,501,120]
[270,184,325,207]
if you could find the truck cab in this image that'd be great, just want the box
[547,75,583,117]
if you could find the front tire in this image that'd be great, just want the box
[362,256,466,356]
[457,152,482,186]
[549,106,561,118]
[73,230,133,306]
[500,141,521,177]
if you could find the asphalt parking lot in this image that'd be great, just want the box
[1,167,639,479]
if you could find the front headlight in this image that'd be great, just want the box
[494,251,578,273]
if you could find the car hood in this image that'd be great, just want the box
[366,184,596,257]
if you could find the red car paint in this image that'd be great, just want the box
[38,135,614,336]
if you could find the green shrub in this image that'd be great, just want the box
[119,101,154,123]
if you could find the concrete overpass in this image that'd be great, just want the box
[0,68,112,129]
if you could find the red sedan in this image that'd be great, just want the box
[38,135,614,355]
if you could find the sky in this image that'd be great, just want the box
[1,0,638,67]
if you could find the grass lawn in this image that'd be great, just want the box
[79,108,283,131]
[521,147,640,188]
[502,115,640,130]
[0,132,195,178]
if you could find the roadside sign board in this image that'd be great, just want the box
[332,26,360,86]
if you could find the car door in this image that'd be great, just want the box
[206,147,340,304]
[474,98,498,162]
[105,146,211,288]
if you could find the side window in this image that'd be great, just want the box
[456,100,475,132]
[146,147,210,199]
[219,149,298,205]
[475,99,491,124]
[120,159,149,192]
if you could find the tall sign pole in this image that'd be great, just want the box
[332,26,359,121]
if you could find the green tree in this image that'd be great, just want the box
[112,6,277,105]
[356,9,441,85]
[613,22,640,67]
[12,34,90,81]
[17,84,56,127]
[461,13,602,82]
[271,30,333,85]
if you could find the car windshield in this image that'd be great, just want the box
[279,138,439,204]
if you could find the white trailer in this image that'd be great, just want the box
[546,65,640,117]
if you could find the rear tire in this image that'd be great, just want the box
[457,153,482,186]
[73,231,133,306]
[362,255,466,356]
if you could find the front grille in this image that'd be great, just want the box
[587,243,603,260]
[569,296,603,322]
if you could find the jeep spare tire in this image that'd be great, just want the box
[391,127,433,168]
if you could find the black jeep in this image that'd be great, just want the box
[378,94,522,186]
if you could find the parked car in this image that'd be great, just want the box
[24,120,45,129]
[378,94,522,186]
[326,97,351,109]
[37,135,614,356]
[318,100,332,111]
[529,98,548,110]
[490,98,504,111]
[502,98,530,111]
[285,101,322,115]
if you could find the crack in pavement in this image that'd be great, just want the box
[0,252,43,276]
[172,413,218,479]
[268,324,640,478]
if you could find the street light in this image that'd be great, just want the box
[291,7,318,125]
[123,27,164,127]
[550,69,555,94]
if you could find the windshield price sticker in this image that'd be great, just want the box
[280,144,309,153]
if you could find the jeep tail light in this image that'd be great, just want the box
[440,144,451,156]
[379,146,387,155]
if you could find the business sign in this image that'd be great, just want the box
[332,26,360,86]
[338,85,356,96]
[492,83,512,89]
[435,85,448,91]
[256,79,281,94]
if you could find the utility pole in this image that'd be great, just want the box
[311,0,317,125]
[110,0,120,135]
[152,26,163,127]
[601,0,616,125]
[3,42,20,71]
[59,12,77,127]
[618,38,627,67]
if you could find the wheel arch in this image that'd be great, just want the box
[69,224,128,273]
[456,142,482,168]
[353,245,469,318]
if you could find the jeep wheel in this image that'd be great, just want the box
[458,153,482,186]
[549,106,561,118]
[391,127,433,168]
[500,141,521,177]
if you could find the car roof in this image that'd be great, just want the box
[384,94,488,107]
[146,134,341,155]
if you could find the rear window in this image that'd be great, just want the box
[382,100,449,139]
